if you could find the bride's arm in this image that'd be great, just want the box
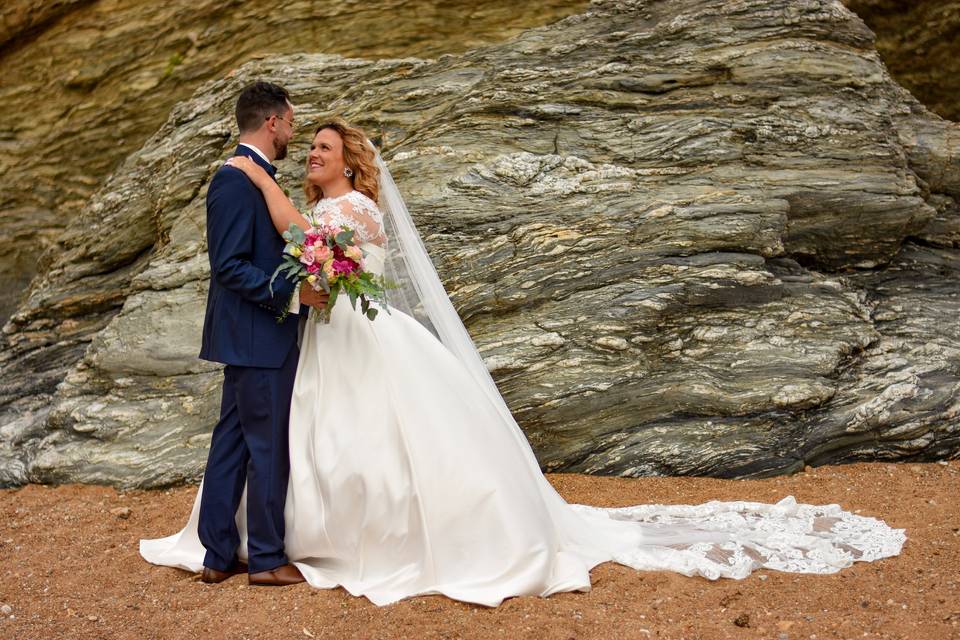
[224,156,311,234]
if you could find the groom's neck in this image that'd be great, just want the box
[238,134,275,163]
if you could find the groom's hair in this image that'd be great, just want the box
[235,81,290,134]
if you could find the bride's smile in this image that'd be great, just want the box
[305,127,355,200]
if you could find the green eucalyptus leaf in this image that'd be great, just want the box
[288,223,306,244]
[269,266,282,296]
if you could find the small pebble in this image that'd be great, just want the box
[1,604,12,615]
[109,507,131,519]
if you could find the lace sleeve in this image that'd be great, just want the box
[310,191,386,246]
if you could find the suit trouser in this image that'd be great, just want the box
[197,342,299,573]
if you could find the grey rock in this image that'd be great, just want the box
[0,0,958,488]
[0,0,588,325]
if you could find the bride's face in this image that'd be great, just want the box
[306,128,346,186]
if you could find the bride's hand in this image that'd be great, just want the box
[225,156,271,189]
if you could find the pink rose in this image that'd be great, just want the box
[314,245,332,263]
[299,245,316,266]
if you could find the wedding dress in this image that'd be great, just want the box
[141,158,906,608]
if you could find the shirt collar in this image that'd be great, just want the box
[238,142,271,164]
[236,143,278,178]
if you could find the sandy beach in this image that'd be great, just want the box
[1,461,956,639]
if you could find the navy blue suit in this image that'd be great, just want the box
[197,145,301,573]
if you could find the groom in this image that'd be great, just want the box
[197,81,327,586]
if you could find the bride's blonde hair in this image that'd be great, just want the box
[304,117,380,205]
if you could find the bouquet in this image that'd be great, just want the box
[270,222,393,324]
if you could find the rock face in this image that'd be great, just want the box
[0,0,86,48]
[0,0,587,324]
[844,0,960,122]
[1,0,958,488]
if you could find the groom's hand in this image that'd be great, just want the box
[300,287,329,309]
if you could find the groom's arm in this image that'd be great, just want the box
[206,169,297,313]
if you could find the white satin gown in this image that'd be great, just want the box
[141,191,907,606]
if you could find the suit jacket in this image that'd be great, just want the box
[199,145,300,368]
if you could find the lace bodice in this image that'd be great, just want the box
[308,190,386,247]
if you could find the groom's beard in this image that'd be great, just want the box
[273,138,288,161]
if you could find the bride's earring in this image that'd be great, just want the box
[344,167,354,178]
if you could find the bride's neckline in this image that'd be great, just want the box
[319,190,358,203]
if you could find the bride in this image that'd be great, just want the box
[140,117,906,607]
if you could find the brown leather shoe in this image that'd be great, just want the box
[248,563,305,586]
[201,561,248,584]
